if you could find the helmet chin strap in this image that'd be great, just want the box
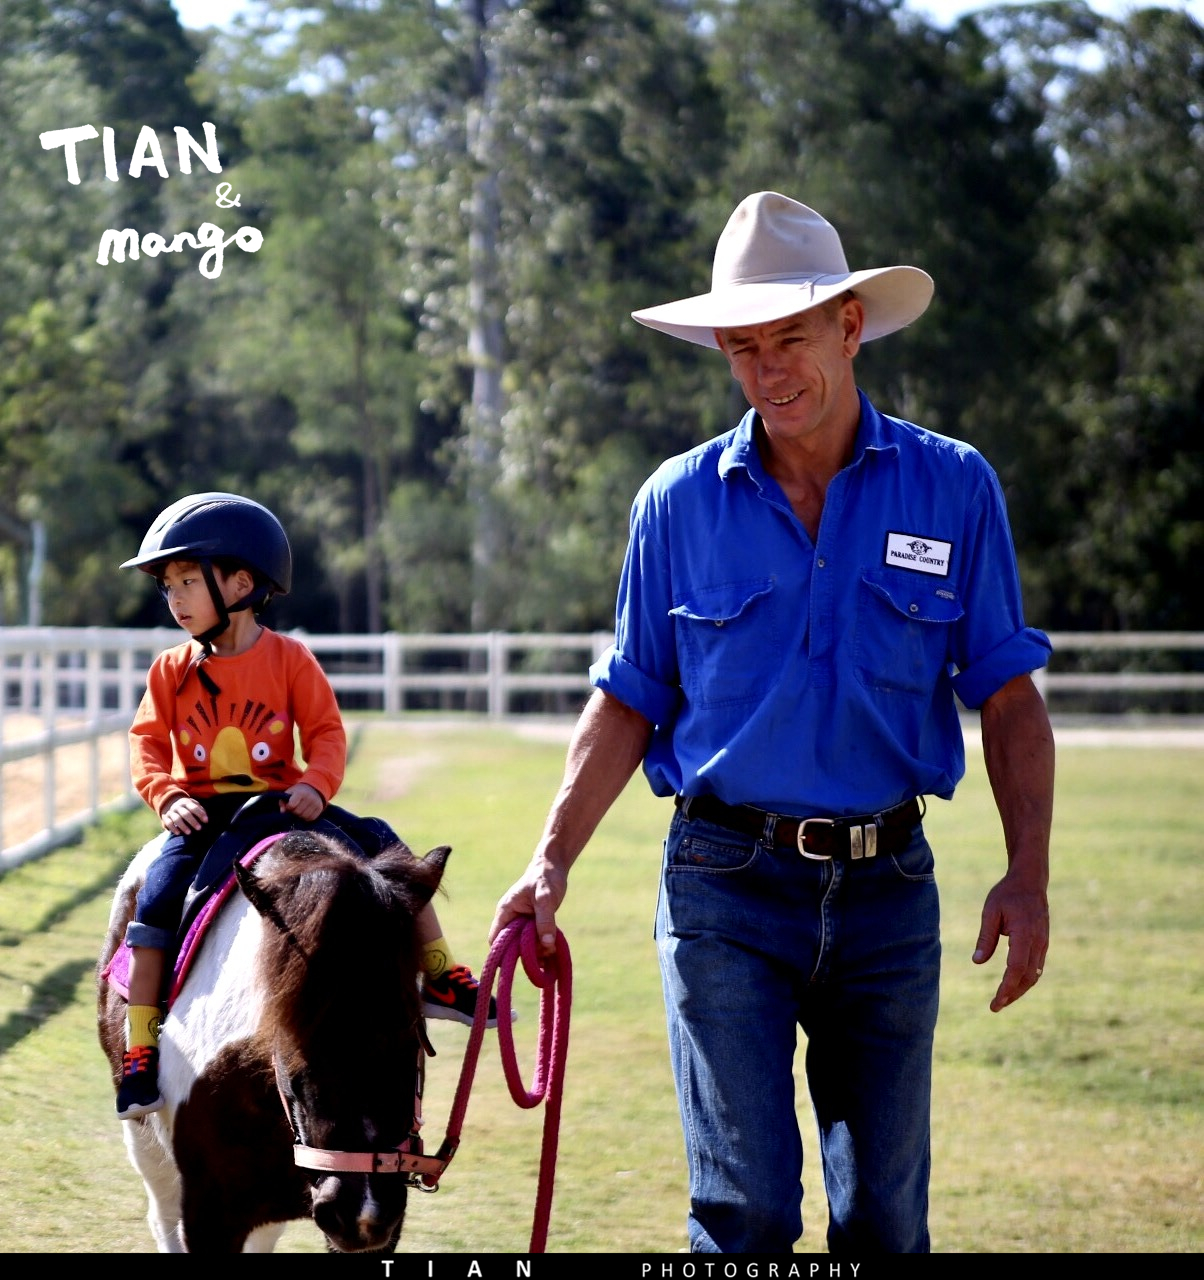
[175,562,272,697]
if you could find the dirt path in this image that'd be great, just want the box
[0,714,132,852]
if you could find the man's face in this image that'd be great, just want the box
[716,298,862,448]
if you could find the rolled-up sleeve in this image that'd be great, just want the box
[589,471,683,728]
[590,645,681,726]
[949,460,1052,709]
[952,627,1052,709]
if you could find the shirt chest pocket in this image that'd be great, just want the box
[670,579,778,708]
[854,570,964,697]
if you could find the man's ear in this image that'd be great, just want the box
[840,296,865,357]
[714,329,737,371]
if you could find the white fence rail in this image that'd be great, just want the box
[0,627,613,870]
[2,627,1202,871]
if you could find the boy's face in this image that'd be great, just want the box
[157,560,250,637]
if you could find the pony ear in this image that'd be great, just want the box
[234,858,275,919]
[235,857,308,953]
[416,845,452,903]
[374,841,451,906]
[414,844,450,906]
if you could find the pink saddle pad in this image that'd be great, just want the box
[102,834,284,1009]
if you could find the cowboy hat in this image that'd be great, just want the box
[631,191,934,349]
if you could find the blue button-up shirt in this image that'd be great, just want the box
[590,391,1052,816]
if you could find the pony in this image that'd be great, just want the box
[97,827,450,1253]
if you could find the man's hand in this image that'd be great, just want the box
[488,857,568,958]
[281,783,325,822]
[161,795,206,834]
[977,673,1054,1013]
[973,872,1049,1011]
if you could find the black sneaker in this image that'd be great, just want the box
[422,965,511,1029]
[116,1045,165,1119]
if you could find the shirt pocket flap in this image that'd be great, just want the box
[862,570,964,625]
[669,579,775,625]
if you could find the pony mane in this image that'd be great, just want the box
[250,831,441,1068]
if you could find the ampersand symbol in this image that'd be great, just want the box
[215,182,242,209]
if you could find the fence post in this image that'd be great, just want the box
[39,641,56,835]
[87,635,103,814]
[384,633,401,716]
[487,631,505,719]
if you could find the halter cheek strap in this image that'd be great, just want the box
[275,1041,455,1189]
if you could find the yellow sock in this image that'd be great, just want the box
[126,1004,162,1050]
[422,936,456,980]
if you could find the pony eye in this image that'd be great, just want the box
[193,744,208,763]
[252,741,273,762]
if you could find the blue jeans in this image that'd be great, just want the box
[125,800,398,950]
[655,808,941,1254]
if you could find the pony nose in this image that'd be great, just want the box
[311,1175,405,1253]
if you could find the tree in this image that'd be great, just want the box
[198,0,725,632]
[0,9,139,624]
[1031,5,1204,628]
[702,1,1057,450]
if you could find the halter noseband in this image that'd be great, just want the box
[273,1030,457,1191]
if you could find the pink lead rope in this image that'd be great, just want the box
[291,918,572,1252]
[440,917,573,1252]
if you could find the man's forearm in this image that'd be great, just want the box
[537,688,653,873]
[980,673,1054,886]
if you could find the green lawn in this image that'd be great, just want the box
[0,717,1199,1253]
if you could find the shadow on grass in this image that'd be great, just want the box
[0,956,98,1058]
[0,853,132,947]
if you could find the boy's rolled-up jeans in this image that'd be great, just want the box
[655,807,941,1254]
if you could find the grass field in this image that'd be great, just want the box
[0,716,1200,1254]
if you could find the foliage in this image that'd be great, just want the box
[0,1,1200,632]
[1033,6,1204,628]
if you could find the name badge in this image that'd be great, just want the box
[884,532,953,577]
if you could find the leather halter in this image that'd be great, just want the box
[270,919,570,1251]
[273,1028,456,1190]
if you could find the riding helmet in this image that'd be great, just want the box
[121,492,292,596]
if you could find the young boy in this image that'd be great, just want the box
[117,491,498,1120]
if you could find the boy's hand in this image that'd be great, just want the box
[281,783,324,822]
[161,796,207,835]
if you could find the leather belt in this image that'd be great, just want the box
[674,793,923,861]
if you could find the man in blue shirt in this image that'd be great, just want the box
[490,192,1054,1253]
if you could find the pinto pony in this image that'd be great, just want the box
[98,828,450,1253]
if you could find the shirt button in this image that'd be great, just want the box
[909,603,919,613]
[817,558,825,568]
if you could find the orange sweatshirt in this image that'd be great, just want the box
[129,628,346,818]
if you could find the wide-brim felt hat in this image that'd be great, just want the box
[632,191,934,349]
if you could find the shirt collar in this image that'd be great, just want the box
[717,391,899,484]
[717,409,759,481]
[852,389,900,465]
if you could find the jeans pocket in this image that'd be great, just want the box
[665,814,760,874]
[888,830,937,883]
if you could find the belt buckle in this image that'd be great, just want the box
[797,817,834,861]
[850,823,877,860]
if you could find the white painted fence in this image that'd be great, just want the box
[2,626,1202,870]
[0,627,612,870]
